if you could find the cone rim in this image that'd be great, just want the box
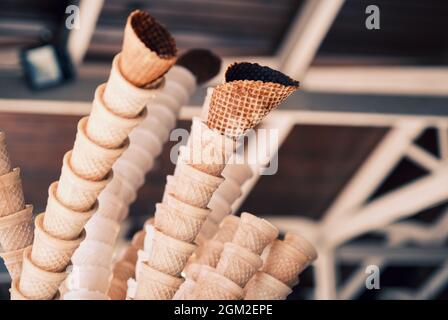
[128,10,177,60]
[0,204,32,229]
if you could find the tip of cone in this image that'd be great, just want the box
[128,10,177,60]
[176,49,222,84]
[225,62,299,88]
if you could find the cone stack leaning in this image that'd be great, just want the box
[97,61,197,299]
[14,10,177,300]
[244,232,318,300]
[0,133,34,297]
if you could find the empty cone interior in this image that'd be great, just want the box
[121,10,177,87]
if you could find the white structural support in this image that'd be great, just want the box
[67,0,104,65]
[278,0,345,78]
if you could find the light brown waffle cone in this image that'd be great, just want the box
[172,278,196,300]
[232,212,279,255]
[155,201,209,243]
[0,204,33,251]
[86,84,147,149]
[0,168,25,217]
[206,62,299,139]
[284,232,318,262]
[212,215,240,243]
[31,213,86,272]
[71,240,114,268]
[173,162,223,208]
[196,218,219,245]
[215,177,242,204]
[19,246,67,300]
[0,131,11,176]
[184,263,215,281]
[146,228,196,276]
[72,117,129,181]
[57,151,112,212]
[222,162,253,186]
[135,262,183,300]
[120,10,176,88]
[120,244,139,265]
[113,260,135,282]
[66,265,111,293]
[132,230,146,249]
[216,242,262,287]
[43,182,97,241]
[182,118,236,176]
[103,53,159,118]
[193,240,224,268]
[0,245,31,281]
[84,215,120,245]
[263,239,311,286]
[107,278,128,300]
[208,193,232,224]
[10,279,29,300]
[192,268,243,300]
[244,271,292,300]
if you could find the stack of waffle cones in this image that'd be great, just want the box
[195,162,253,245]
[129,62,298,300]
[0,132,34,291]
[95,55,200,299]
[12,10,177,300]
[185,212,278,300]
[244,232,317,300]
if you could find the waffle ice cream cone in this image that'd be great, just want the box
[195,218,219,245]
[212,215,240,243]
[128,127,163,158]
[216,177,242,204]
[107,278,128,300]
[67,265,111,293]
[222,162,253,185]
[71,240,114,268]
[146,229,196,276]
[132,230,146,249]
[182,117,236,176]
[120,10,177,88]
[86,84,147,149]
[173,162,223,208]
[96,190,128,223]
[103,53,159,118]
[64,289,110,300]
[154,201,208,243]
[57,151,112,212]
[31,213,85,272]
[72,117,129,181]
[10,279,29,300]
[0,245,31,281]
[43,182,97,241]
[206,62,299,139]
[172,277,196,300]
[113,260,135,282]
[135,262,183,300]
[284,232,318,263]
[232,212,278,255]
[84,215,120,245]
[193,268,243,300]
[120,244,139,265]
[0,204,33,251]
[0,168,25,217]
[208,193,232,223]
[192,240,223,268]
[263,239,311,286]
[19,246,67,300]
[244,271,292,300]
[216,242,262,287]
[0,131,11,176]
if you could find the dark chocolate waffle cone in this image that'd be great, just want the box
[121,10,177,87]
[206,62,299,139]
